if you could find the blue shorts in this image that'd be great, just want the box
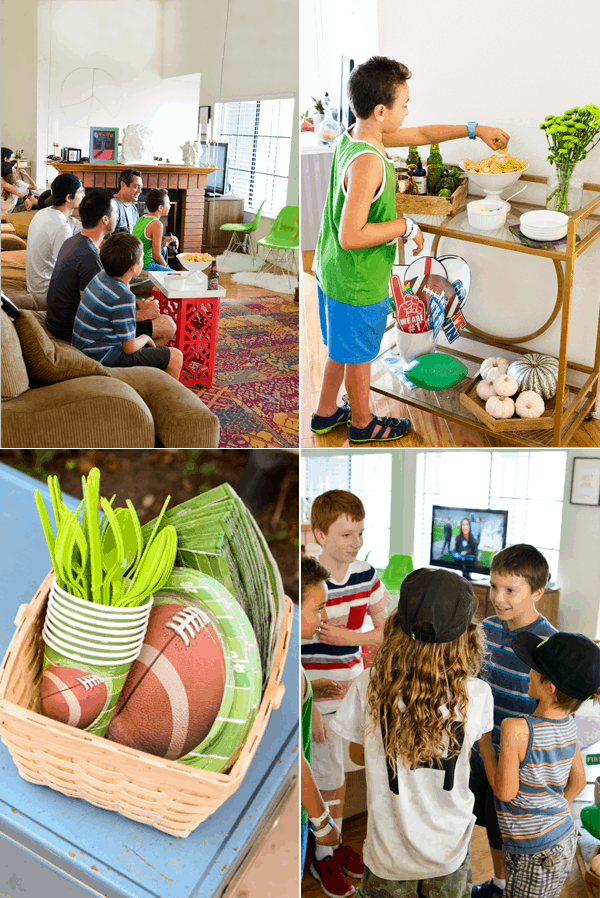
[317,283,389,364]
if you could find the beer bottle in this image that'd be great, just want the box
[406,146,419,174]
[427,143,444,193]
[207,260,219,290]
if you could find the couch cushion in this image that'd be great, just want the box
[1,234,27,251]
[1,308,30,400]
[6,210,37,240]
[1,250,27,268]
[15,310,111,384]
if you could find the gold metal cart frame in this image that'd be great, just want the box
[371,174,600,447]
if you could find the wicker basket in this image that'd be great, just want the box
[0,572,293,838]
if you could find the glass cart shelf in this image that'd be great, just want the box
[370,174,600,447]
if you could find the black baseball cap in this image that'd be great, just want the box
[44,173,82,206]
[1,147,13,161]
[1,160,17,178]
[397,568,476,643]
[511,631,600,701]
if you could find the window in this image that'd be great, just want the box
[414,451,568,582]
[214,98,294,216]
[301,453,392,569]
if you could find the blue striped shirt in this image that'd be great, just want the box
[72,271,137,365]
[495,714,577,853]
[472,614,557,768]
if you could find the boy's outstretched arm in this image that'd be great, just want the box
[564,745,586,805]
[338,153,424,254]
[384,124,510,152]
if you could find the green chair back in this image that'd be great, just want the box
[247,201,265,233]
[260,205,299,249]
[381,554,414,593]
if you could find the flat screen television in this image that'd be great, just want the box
[429,505,508,579]
[198,142,228,196]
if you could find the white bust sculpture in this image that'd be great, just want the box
[121,124,152,163]
[181,140,200,166]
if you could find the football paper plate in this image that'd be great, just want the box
[437,255,471,308]
[159,567,262,773]
[403,352,469,390]
[403,256,448,311]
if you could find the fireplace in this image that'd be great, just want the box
[49,162,217,253]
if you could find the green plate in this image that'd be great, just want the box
[403,352,468,390]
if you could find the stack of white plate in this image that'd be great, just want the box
[520,210,569,241]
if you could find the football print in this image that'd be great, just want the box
[41,667,108,729]
[107,598,227,760]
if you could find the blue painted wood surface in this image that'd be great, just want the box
[0,463,299,897]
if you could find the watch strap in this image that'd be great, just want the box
[467,121,478,140]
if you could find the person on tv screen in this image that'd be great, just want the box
[454,518,478,558]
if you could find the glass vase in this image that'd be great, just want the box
[546,162,583,214]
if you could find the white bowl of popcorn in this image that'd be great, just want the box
[177,252,215,272]
[460,154,529,201]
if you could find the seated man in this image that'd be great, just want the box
[72,232,183,380]
[25,173,84,303]
[112,167,143,233]
[132,188,178,270]
[46,188,176,345]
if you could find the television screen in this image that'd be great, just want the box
[429,505,508,578]
[198,142,228,195]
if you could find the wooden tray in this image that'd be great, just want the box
[585,846,600,886]
[459,376,567,432]
[0,571,292,838]
[395,177,468,216]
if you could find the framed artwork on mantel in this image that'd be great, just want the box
[89,127,118,164]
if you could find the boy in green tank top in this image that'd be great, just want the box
[311,55,510,444]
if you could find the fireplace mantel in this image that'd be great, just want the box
[48,162,220,252]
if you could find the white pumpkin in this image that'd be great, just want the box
[476,378,497,401]
[480,356,509,379]
[590,854,600,876]
[493,374,519,397]
[516,390,545,418]
[486,394,515,419]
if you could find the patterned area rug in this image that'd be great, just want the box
[188,294,298,448]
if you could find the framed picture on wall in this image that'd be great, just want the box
[570,456,600,505]
[89,127,119,164]
[198,105,211,137]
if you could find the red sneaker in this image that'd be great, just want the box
[333,844,365,879]
[310,855,355,898]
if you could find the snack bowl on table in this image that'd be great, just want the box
[466,199,509,231]
[176,252,215,272]
[460,160,528,201]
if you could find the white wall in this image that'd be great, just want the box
[377,0,600,378]
[1,0,38,165]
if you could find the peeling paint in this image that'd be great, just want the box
[69,851,76,858]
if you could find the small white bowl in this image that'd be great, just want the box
[467,199,508,231]
[177,252,215,272]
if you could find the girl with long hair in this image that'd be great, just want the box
[331,568,494,898]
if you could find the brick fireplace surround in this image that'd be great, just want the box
[49,162,217,253]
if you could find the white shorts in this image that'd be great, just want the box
[311,713,345,791]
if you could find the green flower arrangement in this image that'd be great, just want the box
[540,105,600,212]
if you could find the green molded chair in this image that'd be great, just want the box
[220,200,265,264]
[381,554,414,593]
[255,205,299,290]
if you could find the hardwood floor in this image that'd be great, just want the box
[301,813,590,897]
[301,251,600,449]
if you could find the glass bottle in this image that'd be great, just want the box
[207,260,219,290]
[406,146,419,174]
[413,157,428,195]
[427,143,444,193]
[318,99,341,146]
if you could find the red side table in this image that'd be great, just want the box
[146,271,226,388]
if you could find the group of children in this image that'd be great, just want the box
[301,489,600,898]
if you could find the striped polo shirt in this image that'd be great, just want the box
[301,559,387,713]
[72,270,137,365]
[495,714,577,853]
[471,613,556,769]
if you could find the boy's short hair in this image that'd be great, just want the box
[347,56,412,120]
[100,232,143,278]
[145,188,169,213]
[301,554,331,604]
[490,543,550,593]
[119,168,142,187]
[539,677,600,714]
[79,189,114,229]
[310,489,365,536]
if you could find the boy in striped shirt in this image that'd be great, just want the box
[301,490,389,893]
[72,232,183,379]
[478,631,599,898]
[470,544,557,898]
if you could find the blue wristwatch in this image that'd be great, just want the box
[467,121,478,140]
